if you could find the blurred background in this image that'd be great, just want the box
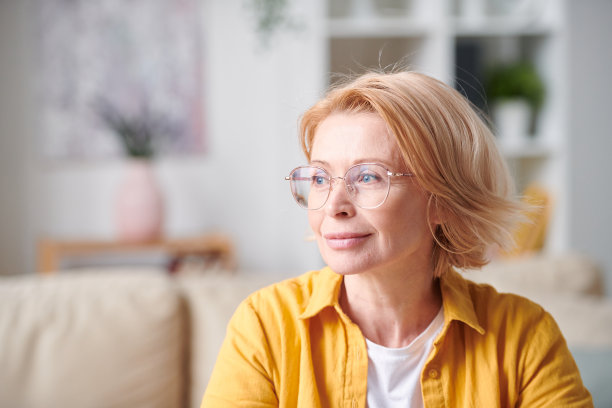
[1,1,612,406]
[0,0,611,291]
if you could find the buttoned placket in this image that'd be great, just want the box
[336,305,368,408]
[421,324,448,408]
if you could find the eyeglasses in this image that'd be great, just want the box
[285,163,414,210]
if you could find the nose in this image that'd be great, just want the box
[325,177,355,217]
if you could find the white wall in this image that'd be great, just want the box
[567,0,612,295]
[1,0,326,275]
[0,0,32,275]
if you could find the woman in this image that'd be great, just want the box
[202,71,592,407]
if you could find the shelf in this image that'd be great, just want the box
[328,17,432,38]
[323,0,568,251]
[452,17,557,37]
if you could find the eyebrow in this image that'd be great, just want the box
[310,158,397,169]
[309,160,329,167]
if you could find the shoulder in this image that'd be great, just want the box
[466,276,544,313]
[476,275,552,323]
[442,272,592,406]
[444,269,555,336]
[451,268,545,312]
[456,271,562,344]
[240,268,340,322]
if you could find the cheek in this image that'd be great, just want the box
[308,211,322,235]
[379,200,430,238]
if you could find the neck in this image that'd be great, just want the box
[340,264,442,348]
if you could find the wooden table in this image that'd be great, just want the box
[37,233,236,274]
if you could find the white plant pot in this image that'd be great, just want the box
[492,99,531,147]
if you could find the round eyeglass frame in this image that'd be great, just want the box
[285,163,414,210]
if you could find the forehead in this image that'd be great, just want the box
[310,112,404,170]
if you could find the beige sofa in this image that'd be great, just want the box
[1,253,611,408]
[0,269,279,408]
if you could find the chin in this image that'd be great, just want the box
[320,251,374,276]
[326,264,362,276]
[316,239,374,275]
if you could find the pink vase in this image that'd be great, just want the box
[116,159,164,243]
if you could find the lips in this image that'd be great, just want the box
[323,232,371,250]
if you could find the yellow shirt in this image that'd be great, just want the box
[202,267,592,407]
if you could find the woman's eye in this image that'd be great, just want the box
[358,173,379,183]
[313,176,327,185]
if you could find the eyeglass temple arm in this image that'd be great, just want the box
[287,173,412,179]
[285,176,314,181]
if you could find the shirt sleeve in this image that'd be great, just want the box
[201,299,279,408]
[517,309,593,408]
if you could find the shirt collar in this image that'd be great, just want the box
[439,267,485,335]
[299,266,343,319]
[299,266,485,335]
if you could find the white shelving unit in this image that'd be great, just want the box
[324,0,568,251]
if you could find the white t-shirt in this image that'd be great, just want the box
[365,307,445,408]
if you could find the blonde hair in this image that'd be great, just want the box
[299,71,524,277]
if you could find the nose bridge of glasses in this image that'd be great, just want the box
[328,176,357,196]
[329,176,344,188]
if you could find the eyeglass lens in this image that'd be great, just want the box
[289,164,391,210]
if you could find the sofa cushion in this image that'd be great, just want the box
[461,253,612,348]
[0,269,186,408]
[462,252,604,297]
[176,272,281,408]
[528,294,612,348]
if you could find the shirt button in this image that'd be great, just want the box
[428,368,439,379]
[357,349,362,359]
[352,398,357,408]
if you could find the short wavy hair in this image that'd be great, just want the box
[299,71,525,277]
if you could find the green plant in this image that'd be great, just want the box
[486,62,545,111]
[95,100,168,159]
[246,0,301,47]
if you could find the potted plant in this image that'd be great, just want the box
[247,0,303,47]
[485,62,545,146]
[96,100,168,243]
